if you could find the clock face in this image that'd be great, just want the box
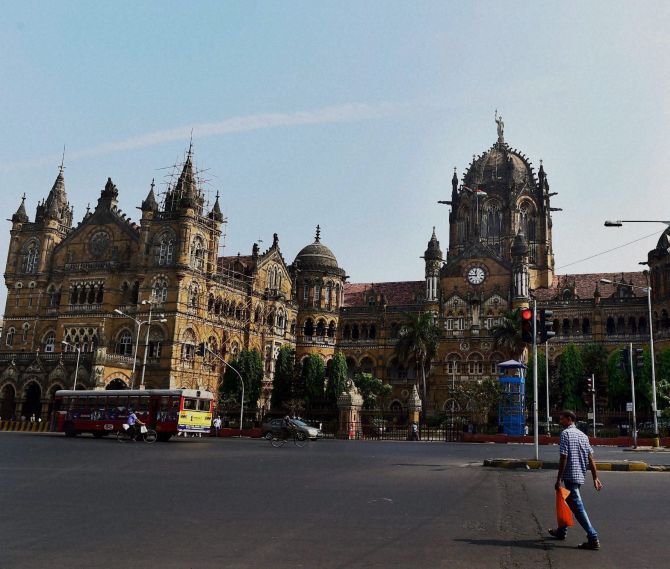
[467,266,486,285]
[89,231,111,258]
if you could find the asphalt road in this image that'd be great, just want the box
[1,433,669,569]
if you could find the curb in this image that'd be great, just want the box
[483,458,670,472]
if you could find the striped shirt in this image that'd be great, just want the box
[559,424,593,484]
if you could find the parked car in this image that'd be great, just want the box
[261,417,321,440]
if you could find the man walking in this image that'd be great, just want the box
[549,410,603,550]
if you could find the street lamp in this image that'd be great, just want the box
[61,340,81,391]
[604,220,670,227]
[139,299,168,390]
[114,302,167,390]
[600,276,659,445]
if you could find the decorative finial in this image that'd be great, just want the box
[59,145,66,174]
[151,178,155,192]
[86,203,90,214]
[21,193,26,202]
[187,130,193,157]
[495,110,504,144]
[315,224,321,242]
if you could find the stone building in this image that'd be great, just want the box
[1,120,668,420]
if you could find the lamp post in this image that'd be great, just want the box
[61,340,81,391]
[600,277,659,445]
[203,345,245,434]
[115,302,167,390]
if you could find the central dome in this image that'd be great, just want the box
[462,142,536,191]
[294,225,341,271]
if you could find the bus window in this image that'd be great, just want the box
[183,399,197,411]
[198,399,211,412]
[128,396,140,412]
[158,396,169,421]
[138,396,149,414]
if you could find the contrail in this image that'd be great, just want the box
[1,101,405,172]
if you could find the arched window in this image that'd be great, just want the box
[22,322,30,343]
[327,321,336,338]
[628,316,637,335]
[152,278,169,303]
[116,330,133,356]
[352,324,360,340]
[390,322,399,339]
[316,319,326,337]
[188,282,199,308]
[468,353,483,375]
[343,324,351,340]
[562,318,571,335]
[148,329,164,358]
[616,316,626,334]
[304,318,314,337]
[190,236,205,271]
[156,233,175,266]
[43,331,56,353]
[369,324,377,339]
[582,318,591,335]
[638,317,647,334]
[606,317,615,335]
[22,242,39,274]
[519,202,536,241]
[360,357,374,375]
[444,353,461,375]
[181,329,197,367]
[131,281,140,305]
[5,327,15,347]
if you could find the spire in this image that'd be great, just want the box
[37,167,72,227]
[141,178,159,212]
[315,224,321,243]
[12,194,29,223]
[208,190,224,222]
[511,228,529,257]
[424,226,442,260]
[175,149,202,211]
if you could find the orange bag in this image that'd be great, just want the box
[556,487,574,527]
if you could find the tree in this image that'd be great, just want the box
[353,372,392,410]
[395,312,439,406]
[491,308,526,361]
[581,343,608,395]
[271,345,295,409]
[606,349,628,411]
[221,349,263,409]
[526,351,547,412]
[302,353,326,405]
[557,344,584,411]
[453,377,502,426]
[327,351,348,405]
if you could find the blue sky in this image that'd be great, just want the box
[1,1,669,311]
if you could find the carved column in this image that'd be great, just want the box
[337,380,363,439]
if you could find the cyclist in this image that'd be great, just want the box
[281,415,295,440]
[127,408,145,441]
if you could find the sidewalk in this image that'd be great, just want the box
[483,457,670,472]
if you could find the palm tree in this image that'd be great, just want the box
[395,312,440,407]
[491,308,526,360]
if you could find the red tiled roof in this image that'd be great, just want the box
[217,255,254,269]
[343,281,424,308]
[533,272,647,301]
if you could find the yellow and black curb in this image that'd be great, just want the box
[0,421,51,433]
[483,458,670,472]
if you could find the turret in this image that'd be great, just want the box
[511,229,530,303]
[423,227,442,302]
[11,194,29,225]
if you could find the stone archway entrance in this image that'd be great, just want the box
[1,384,16,420]
[106,378,129,390]
[22,383,42,420]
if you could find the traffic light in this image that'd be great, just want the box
[620,348,630,372]
[635,348,644,368]
[520,308,534,343]
[196,342,206,357]
[586,376,595,393]
[539,309,555,343]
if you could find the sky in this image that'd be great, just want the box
[1,1,669,312]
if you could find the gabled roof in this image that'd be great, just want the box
[343,281,424,308]
[533,272,647,301]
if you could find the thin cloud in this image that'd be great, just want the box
[2,102,405,172]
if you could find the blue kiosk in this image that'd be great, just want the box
[497,360,527,436]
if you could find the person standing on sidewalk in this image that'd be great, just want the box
[549,410,603,550]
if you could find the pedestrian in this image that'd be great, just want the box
[548,410,603,550]
[30,414,36,423]
[410,422,420,441]
[212,416,222,437]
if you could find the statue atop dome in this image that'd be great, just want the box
[495,109,504,144]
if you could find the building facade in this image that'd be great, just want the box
[2,121,669,420]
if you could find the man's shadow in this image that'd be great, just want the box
[454,538,570,550]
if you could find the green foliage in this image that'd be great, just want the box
[635,347,653,412]
[271,345,295,409]
[607,349,628,411]
[327,351,348,404]
[525,351,547,409]
[221,349,264,409]
[395,312,440,403]
[581,343,608,388]
[557,344,584,411]
[302,353,326,404]
[353,372,392,410]
[454,377,502,424]
[491,308,526,360]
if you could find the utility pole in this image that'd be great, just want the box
[629,342,638,449]
[532,300,539,461]
[545,341,550,435]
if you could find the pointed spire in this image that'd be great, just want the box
[175,146,202,211]
[208,190,223,222]
[315,224,321,243]
[141,178,159,212]
[39,166,72,226]
[424,226,442,260]
[12,193,29,223]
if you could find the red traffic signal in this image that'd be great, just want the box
[520,308,534,343]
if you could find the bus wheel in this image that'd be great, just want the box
[157,433,172,442]
[64,423,77,437]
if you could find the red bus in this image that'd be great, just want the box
[53,389,214,442]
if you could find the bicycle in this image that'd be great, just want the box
[116,424,158,444]
[270,428,307,448]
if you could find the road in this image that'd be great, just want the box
[1,433,669,569]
